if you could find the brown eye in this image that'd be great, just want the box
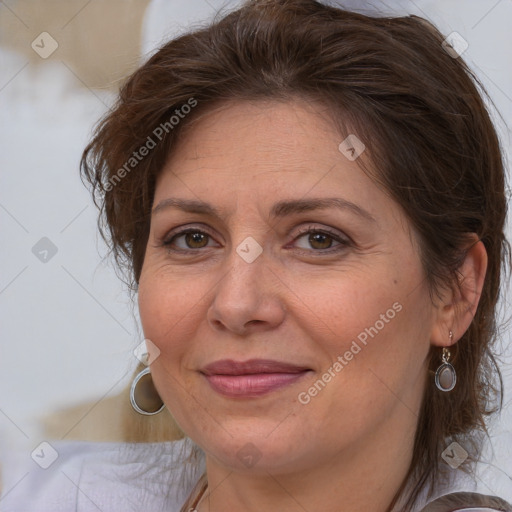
[162,225,350,255]
[292,226,350,254]
[306,232,334,250]
[183,232,209,249]
[163,229,216,252]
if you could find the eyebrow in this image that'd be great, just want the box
[152,197,376,223]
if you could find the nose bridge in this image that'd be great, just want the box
[207,231,286,333]
[221,196,283,288]
[218,234,267,304]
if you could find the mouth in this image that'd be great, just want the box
[200,359,313,398]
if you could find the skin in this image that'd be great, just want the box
[137,99,487,512]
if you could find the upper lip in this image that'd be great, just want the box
[201,359,311,376]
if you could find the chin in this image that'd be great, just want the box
[192,421,311,473]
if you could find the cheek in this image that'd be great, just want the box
[290,270,400,344]
[137,272,197,411]
[137,264,211,374]
[293,268,430,391]
[138,274,165,340]
[138,269,182,355]
[139,262,191,330]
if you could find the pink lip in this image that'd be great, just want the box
[200,359,312,398]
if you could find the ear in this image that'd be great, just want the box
[430,235,488,347]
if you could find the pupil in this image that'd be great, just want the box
[311,233,331,249]
[187,233,206,247]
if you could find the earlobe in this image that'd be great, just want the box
[431,237,488,348]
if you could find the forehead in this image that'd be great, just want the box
[168,99,339,167]
[158,100,356,176]
[152,99,393,223]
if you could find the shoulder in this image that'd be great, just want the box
[410,455,512,512]
[0,438,205,512]
[419,492,512,512]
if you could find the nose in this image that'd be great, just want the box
[206,244,287,337]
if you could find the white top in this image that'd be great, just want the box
[0,438,205,512]
[0,438,510,512]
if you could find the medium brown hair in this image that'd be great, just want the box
[80,1,510,510]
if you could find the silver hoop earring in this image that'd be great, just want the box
[130,367,165,415]
[435,338,456,392]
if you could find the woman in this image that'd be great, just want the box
[1,0,511,511]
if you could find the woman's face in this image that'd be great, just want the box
[138,99,437,475]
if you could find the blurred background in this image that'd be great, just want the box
[1,0,511,501]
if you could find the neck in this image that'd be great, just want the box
[195,405,419,512]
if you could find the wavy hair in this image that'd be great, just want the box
[80,1,510,510]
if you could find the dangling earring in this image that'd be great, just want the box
[130,367,165,415]
[435,331,456,392]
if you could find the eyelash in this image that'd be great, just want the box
[161,224,351,256]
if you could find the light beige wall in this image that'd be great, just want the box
[0,0,155,446]
[1,0,151,90]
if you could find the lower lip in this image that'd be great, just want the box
[203,372,310,398]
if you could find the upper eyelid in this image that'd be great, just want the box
[161,223,350,246]
[162,222,343,236]
[162,224,217,242]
